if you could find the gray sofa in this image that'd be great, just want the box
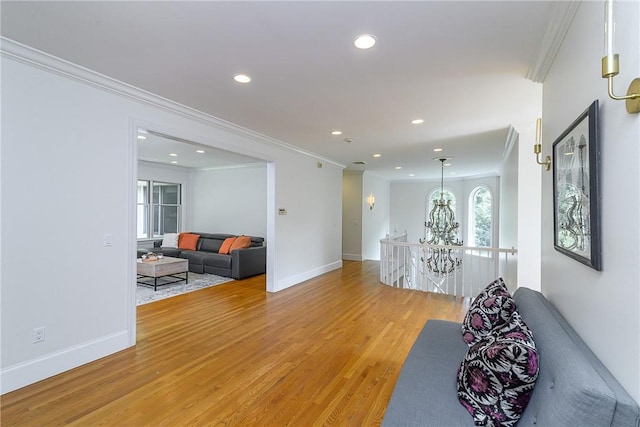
[382,287,640,427]
[138,233,266,280]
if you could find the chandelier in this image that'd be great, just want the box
[420,157,462,274]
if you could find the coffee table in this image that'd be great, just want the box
[137,256,189,291]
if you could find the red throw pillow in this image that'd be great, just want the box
[230,235,252,252]
[218,237,236,254]
[178,233,200,251]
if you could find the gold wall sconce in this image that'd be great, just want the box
[534,117,551,171]
[366,194,375,210]
[602,0,640,114]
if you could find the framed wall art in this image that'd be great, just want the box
[552,100,601,271]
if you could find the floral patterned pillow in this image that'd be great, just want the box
[457,311,539,427]
[461,278,516,346]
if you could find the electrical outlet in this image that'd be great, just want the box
[33,327,45,343]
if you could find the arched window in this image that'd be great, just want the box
[423,188,458,243]
[428,188,456,215]
[468,186,493,247]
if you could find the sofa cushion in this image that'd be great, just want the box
[457,311,539,427]
[203,253,232,269]
[161,233,179,248]
[461,278,516,346]
[199,237,223,253]
[382,320,473,426]
[249,236,264,247]
[513,287,639,427]
[219,237,236,255]
[179,250,207,266]
[230,235,252,251]
[178,233,200,251]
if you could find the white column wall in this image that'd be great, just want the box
[499,137,518,252]
[514,122,542,291]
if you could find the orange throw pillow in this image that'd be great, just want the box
[230,235,252,252]
[178,233,200,251]
[218,237,236,255]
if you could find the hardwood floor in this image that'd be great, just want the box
[1,261,470,426]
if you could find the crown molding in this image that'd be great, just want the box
[139,159,265,172]
[1,37,345,169]
[527,1,581,83]
[195,163,267,172]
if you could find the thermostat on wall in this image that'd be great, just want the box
[278,208,287,215]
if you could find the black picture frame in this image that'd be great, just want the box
[552,100,601,271]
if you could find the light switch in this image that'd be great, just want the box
[104,233,113,246]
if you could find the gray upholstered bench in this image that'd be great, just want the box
[382,287,640,426]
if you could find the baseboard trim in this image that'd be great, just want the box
[0,330,132,395]
[342,253,364,261]
[274,260,342,292]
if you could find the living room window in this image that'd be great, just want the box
[467,185,493,248]
[137,180,181,239]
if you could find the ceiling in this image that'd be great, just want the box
[1,1,554,179]
[138,130,264,169]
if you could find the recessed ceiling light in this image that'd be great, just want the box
[354,34,376,49]
[409,173,415,177]
[433,148,443,152]
[170,161,178,164]
[196,150,205,154]
[373,153,382,158]
[444,163,451,167]
[233,74,251,83]
[137,135,147,140]
[395,166,402,170]
[169,153,178,157]
[411,119,424,125]
[331,130,343,135]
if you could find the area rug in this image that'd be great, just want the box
[137,273,234,305]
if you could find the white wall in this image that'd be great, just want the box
[342,171,363,260]
[391,180,459,244]
[362,172,390,261]
[1,41,343,393]
[2,53,135,393]
[189,164,267,238]
[138,161,268,241]
[541,1,640,401]
[274,157,343,288]
[138,161,191,188]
